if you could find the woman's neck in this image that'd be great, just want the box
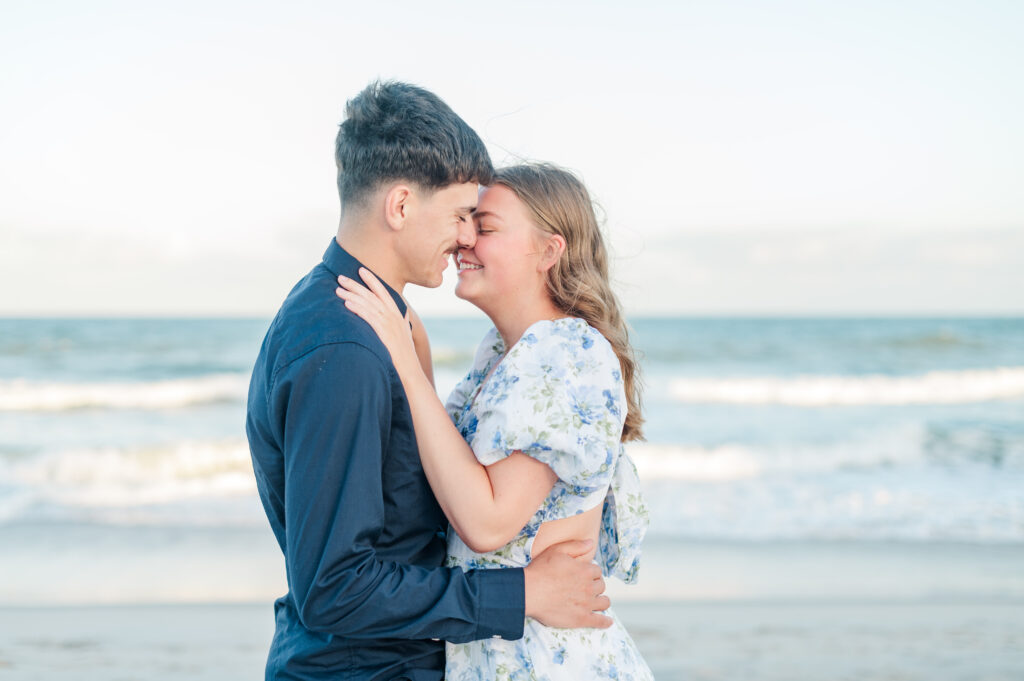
[486,297,567,351]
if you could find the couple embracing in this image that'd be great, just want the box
[246,80,653,680]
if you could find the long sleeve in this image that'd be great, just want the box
[271,341,524,642]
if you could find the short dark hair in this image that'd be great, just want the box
[335,80,493,209]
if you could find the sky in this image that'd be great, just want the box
[1,0,1022,317]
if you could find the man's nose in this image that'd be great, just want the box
[456,220,476,249]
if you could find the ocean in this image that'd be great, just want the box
[1,316,1023,606]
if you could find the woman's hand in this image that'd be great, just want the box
[336,268,422,381]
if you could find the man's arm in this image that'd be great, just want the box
[273,341,522,642]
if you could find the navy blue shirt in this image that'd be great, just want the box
[246,239,525,680]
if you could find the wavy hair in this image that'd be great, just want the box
[494,163,644,442]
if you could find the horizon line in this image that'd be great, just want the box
[2,312,1022,321]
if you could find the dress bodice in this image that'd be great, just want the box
[443,317,649,583]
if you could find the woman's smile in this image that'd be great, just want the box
[455,252,484,274]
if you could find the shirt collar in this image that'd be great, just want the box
[322,238,408,317]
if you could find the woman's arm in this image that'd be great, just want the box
[337,269,557,553]
[406,304,435,388]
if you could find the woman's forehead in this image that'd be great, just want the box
[475,185,526,220]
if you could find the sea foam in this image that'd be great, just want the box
[0,374,249,411]
[0,439,257,523]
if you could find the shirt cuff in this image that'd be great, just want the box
[472,567,525,641]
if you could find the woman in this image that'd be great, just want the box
[336,163,653,680]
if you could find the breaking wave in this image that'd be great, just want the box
[0,374,249,411]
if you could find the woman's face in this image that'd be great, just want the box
[453,185,549,311]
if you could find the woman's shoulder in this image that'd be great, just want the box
[511,317,619,375]
[469,326,504,369]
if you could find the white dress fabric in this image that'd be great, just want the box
[443,317,653,680]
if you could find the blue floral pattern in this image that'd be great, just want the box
[443,317,653,680]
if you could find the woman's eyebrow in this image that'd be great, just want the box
[471,210,503,221]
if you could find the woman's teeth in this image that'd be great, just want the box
[457,254,482,271]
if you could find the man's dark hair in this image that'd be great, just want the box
[335,80,494,209]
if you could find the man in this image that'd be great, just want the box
[246,80,611,680]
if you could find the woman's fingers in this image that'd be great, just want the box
[356,268,404,316]
[332,271,425,387]
[337,294,383,332]
[336,275,388,315]
[336,273,412,346]
[337,270,406,322]
[336,273,376,301]
[334,277,389,327]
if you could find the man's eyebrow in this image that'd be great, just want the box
[457,205,477,215]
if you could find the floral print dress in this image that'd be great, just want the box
[443,317,653,681]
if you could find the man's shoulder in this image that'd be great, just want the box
[262,263,392,377]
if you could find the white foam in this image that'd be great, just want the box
[638,465,1024,543]
[669,366,1024,406]
[625,427,931,482]
[0,374,248,411]
[1,440,256,516]
[627,443,764,481]
[625,431,1024,542]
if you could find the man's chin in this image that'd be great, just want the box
[409,272,445,289]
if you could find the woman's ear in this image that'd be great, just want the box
[383,184,412,232]
[538,233,566,272]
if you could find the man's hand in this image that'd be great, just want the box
[523,539,612,629]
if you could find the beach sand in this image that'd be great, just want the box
[1,600,1021,680]
[1,539,1022,680]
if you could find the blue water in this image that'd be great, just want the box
[1,317,1022,572]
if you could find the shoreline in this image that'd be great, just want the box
[1,599,1021,680]
[3,534,1023,678]
[3,526,1024,605]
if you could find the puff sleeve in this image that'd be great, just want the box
[470,321,625,514]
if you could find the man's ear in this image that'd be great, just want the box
[383,184,413,232]
[538,233,566,272]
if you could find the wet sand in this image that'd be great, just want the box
[1,599,1022,680]
[2,538,1023,679]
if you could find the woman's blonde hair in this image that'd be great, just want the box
[494,163,644,442]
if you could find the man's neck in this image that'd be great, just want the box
[334,228,405,294]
